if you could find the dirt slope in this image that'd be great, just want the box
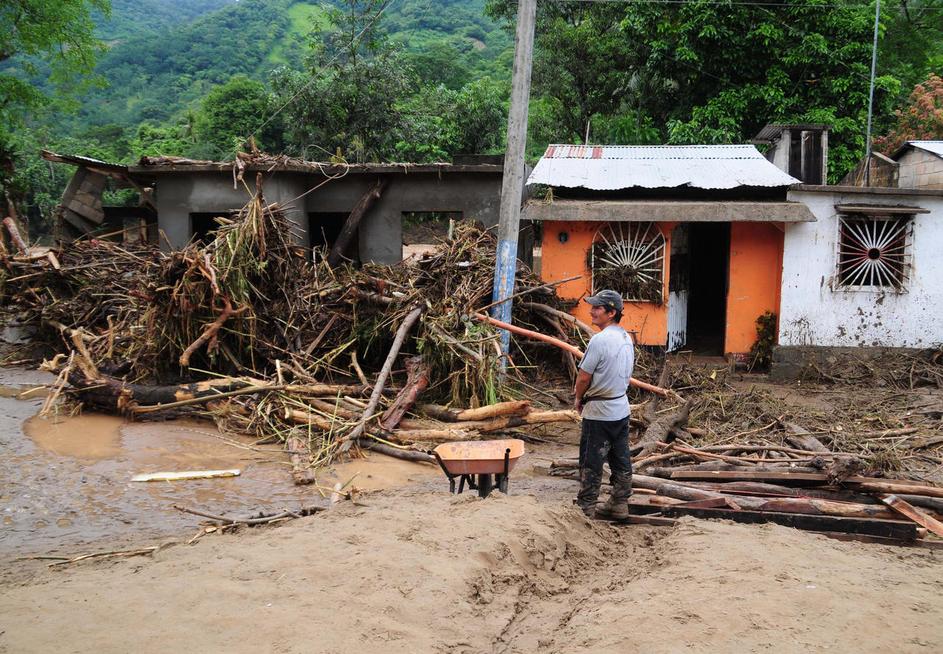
[2,479,941,654]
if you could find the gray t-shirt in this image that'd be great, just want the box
[579,325,634,421]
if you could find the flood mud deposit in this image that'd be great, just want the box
[0,368,440,561]
[2,484,942,654]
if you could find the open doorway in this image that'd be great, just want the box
[684,222,730,354]
[309,212,357,264]
[190,212,234,244]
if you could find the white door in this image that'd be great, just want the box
[667,224,689,351]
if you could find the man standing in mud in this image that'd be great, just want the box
[573,289,634,519]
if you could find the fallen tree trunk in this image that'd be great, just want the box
[327,177,387,267]
[358,438,435,464]
[419,400,531,423]
[340,305,424,451]
[472,312,668,397]
[380,356,430,430]
[520,301,594,339]
[387,428,477,443]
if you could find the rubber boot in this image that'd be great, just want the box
[595,471,632,520]
[576,467,602,518]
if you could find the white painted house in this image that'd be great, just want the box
[753,126,943,376]
[780,186,943,349]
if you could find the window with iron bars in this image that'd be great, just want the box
[836,214,913,290]
[591,222,665,303]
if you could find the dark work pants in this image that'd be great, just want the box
[577,415,633,510]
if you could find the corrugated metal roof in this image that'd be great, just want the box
[527,144,800,190]
[908,141,943,159]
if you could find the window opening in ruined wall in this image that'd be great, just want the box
[836,214,913,291]
[591,222,666,303]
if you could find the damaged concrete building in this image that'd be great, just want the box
[45,152,508,264]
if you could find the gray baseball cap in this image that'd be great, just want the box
[584,289,623,312]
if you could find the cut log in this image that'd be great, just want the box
[781,421,830,453]
[635,401,689,458]
[327,177,387,267]
[451,409,579,433]
[419,400,531,423]
[380,356,430,430]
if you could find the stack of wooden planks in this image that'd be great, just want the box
[550,452,943,548]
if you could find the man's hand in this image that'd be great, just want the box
[573,370,592,416]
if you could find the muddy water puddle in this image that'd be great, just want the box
[0,368,438,559]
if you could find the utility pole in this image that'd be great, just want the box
[864,0,881,186]
[491,0,536,368]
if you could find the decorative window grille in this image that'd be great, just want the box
[836,215,913,290]
[591,222,666,303]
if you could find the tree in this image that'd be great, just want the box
[195,76,280,159]
[0,0,110,238]
[874,73,943,154]
[0,0,109,126]
[486,0,934,179]
[273,0,419,162]
[488,1,638,143]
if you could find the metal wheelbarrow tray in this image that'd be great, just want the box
[431,439,525,497]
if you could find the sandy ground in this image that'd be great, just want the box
[2,481,942,654]
[2,368,943,653]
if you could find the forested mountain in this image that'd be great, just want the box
[93,0,235,41]
[57,0,512,135]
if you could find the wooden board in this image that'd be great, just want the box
[652,505,917,540]
[879,494,943,538]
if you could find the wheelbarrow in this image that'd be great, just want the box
[430,439,525,498]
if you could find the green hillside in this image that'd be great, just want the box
[59,0,512,135]
[93,0,235,42]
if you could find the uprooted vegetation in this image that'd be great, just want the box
[0,185,588,477]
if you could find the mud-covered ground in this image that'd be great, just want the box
[1,368,942,653]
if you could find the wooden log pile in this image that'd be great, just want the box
[550,426,943,546]
[0,183,600,480]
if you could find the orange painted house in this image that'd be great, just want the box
[523,145,815,358]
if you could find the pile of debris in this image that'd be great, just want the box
[0,185,600,480]
[550,359,943,546]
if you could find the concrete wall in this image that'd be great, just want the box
[153,170,502,263]
[898,149,943,189]
[780,189,943,347]
[539,220,674,347]
[301,171,501,264]
[155,172,311,249]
